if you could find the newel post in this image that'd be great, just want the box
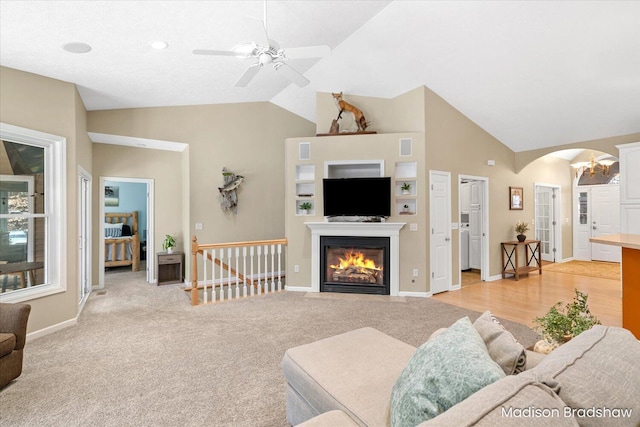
[191,235,200,306]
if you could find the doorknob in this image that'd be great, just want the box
[592,226,597,230]
[445,237,450,241]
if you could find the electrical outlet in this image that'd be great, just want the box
[294,265,300,273]
[195,222,203,230]
[413,269,419,277]
[410,223,418,231]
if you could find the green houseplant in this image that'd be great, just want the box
[514,220,529,242]
[401,182,411,194]
[163,234,176,253]
[299,202,312,214]
[533,289,601,345]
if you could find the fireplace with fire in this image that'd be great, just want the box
[320,236,390,295]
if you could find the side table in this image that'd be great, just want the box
[501,240,542,281]
[156,251,184,285]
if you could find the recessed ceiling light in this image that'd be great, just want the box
[62,42,92,54]
[150,40,168,50]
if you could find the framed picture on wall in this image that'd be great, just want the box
[509,186,523,210]
[105,186,119,207]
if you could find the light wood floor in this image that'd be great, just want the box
[433,268,622,329]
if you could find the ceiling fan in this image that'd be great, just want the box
[193,2,330,87]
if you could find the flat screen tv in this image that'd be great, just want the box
[323,177,391,217]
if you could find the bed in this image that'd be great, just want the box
[105,212,140,272]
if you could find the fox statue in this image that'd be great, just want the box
[332,92,369,132]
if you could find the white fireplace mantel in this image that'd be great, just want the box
[305,222,406,296]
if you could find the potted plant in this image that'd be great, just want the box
[299,202,312,215]
[514,220,529,242]
[401,182,411,195]
[163,234,176,254]
[402,204,410,214]
[533,289,601,349]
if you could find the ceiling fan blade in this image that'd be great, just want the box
[284,45,331,59]
[245,16,270,47]
[193,49,243,57]
[235,64,262,87]
[273,62,309,87]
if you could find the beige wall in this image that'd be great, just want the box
[88,103,316,280]
[285,133,427,293]
[0,66,91,333]
[289,87,578,293]
[424,87,574,279]
[90,144,184,283]
[316,88,426,135]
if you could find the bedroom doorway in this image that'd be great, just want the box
[98,177,155,288]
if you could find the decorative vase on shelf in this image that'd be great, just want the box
[517,234,526,242]
[167,247,173,254]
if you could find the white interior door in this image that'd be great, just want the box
[430,171,451,294]
[574,189,591,260]
[78,170,91,303]
[468,181,482,269]
[591,186,621,262]
[535,185,558,262]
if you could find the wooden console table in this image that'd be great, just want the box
[500,240,542,281]
[589,233,640,339]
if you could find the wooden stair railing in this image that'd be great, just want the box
[188,235,287,306]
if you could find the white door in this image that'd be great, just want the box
[535,186,557,262]
[78,170,91,303]
[468,181,482,269]
[430,171,451,294]
[591,186,621,262]
[574,189,591,260]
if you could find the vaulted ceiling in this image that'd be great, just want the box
[1,1,639,153]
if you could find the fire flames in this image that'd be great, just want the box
[330,250,381,272]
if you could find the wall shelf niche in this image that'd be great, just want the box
[394,161,417,215]
[295,164,316,216]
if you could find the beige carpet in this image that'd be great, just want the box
[544,260,621,281]
[0,270,538,426]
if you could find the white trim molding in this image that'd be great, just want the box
[305,222,406,296]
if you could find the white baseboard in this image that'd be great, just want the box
[284,286,312,292]
[26,317,77,342]
[486,274,503,282]
[398,291,431,298]
[450,284,461,291]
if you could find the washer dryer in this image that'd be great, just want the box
[460,224,470,270]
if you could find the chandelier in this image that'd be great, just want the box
[571,152,616,177]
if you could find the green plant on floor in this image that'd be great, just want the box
[533,289,601,344]
[163,234,176,251]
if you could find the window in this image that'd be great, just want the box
[0,123,66,302]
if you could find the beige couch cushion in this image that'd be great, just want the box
[527,325,640,427]
[473,311,527,375]
[282,327,416,426]
[419,374,579,426]
[296,410,360,427]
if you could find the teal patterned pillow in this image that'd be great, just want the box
[390,317,505,427]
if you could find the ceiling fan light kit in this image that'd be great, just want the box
[193,2,329,88]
